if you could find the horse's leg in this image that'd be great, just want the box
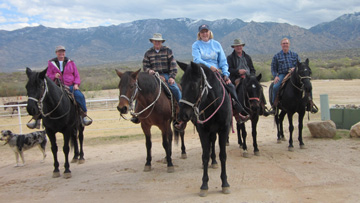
[47,130,60,178]
[277,111,286,143]
[240,123,250,158]
[218,128,230,195]
[287,112,295,151]
[142,124,152,172]
[71,128,79,163]
[62,129,72,179]
[251,115,260,156]
[180,129,187,159]
[298,111,306,149]
[161,123,174,173]
[210,132,218,169]
[78,126,85,163]
[199,132,210,197]
[236,122,243,147]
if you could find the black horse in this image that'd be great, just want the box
[177,61,232,197]
[270,59,312,151]
[25,68,84,178]
[235,74,264,157]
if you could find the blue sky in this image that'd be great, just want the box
[0,0,359,31]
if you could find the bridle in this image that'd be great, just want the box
[28,78,70,119]
[179,67,226,124]
[119,72,162,119]
[290,66,312,94]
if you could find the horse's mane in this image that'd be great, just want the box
[137,72,160,95]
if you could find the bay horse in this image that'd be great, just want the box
[25,68,85,178]
[270,58,312,151]
[177,61,232,197]
[115,69,186,173]
[235,73,264,157]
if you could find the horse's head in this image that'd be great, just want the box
[295,58,312,93]
[244,73,262,112]
[115,69,141,115]
[25,67,47,116]
[177,61,205,122]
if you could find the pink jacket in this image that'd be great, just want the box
[46,58,81,86]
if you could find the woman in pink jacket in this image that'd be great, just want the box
[27,45,92,129]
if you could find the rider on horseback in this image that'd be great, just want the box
[269,38,318,114]
[27,45,92,129]
[130,33,182,124]
[227,38,270,117]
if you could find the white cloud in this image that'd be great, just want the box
[0,0,359,30]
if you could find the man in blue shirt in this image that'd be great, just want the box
[270,38,317,113]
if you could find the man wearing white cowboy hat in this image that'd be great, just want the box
[227,38,270,117]
[130,33,182,124]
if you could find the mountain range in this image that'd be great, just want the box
[0,12,359,72]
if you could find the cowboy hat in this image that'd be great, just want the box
[231,39,245,48]
[149,33,165,43]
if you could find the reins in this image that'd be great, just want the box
[28,78,71,119]
[179,68,226,124]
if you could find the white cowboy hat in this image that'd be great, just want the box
[149,33,165,43]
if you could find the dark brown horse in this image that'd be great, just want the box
[115,69,186,173]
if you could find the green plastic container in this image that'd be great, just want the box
[330,108,360,130]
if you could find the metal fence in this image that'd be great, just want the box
[0,98,140,134]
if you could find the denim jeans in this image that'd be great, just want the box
[160,73,182,103]
[69,85,87,112]
[272,74,286,103]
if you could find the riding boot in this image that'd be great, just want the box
[130,116,140,124]
[307,100,319,114]
[232,98,250,123]
[174,120,185,130]
[260,93,270,117]
[80,111,93,126]
[26,118,41,129]
[268,96,279,115]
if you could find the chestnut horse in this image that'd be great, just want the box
[116,69,186,173]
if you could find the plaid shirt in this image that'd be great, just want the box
[143,46,177,79]
[271,50,300,77]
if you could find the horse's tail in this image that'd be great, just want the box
[173,121,180,145]
[70,127,78,150]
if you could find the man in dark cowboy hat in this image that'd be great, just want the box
[131,33,182,124]
[227,38,270,116]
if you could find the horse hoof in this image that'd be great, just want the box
[199,189,208,197]
[243,151,250,158]
[222,187,231,194]
[282,137,287,141]
[144,165,151,172]
[63,172,72,179]
[210,163,218,169]
[254,151,260,156]
[78,159,85,164]
[288,147,294,152]
[167,166,175,173]
[277,139,282,144]
[300,145,306,149]
[71,158,78,163]
[181,154,187,159]
[52,172,60,178]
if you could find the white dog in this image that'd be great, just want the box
[1,130,47,167]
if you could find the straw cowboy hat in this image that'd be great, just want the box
[231,39,245,48]
[149,33,165,43]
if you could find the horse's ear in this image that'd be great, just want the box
[115,69,123,78]
[305,58,309,66]
[257,73,262,81]
[26,67,32,76]
[39,67,48,79]
[176,61,188,72]
[190,62,202,75]
[131,69,141,80]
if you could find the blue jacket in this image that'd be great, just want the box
[192,39,230,77]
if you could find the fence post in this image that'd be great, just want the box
[320,94,330,121]
[17,106,23,133]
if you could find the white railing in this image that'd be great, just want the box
[0,98,139,134]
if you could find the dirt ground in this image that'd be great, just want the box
[0,79,360,203]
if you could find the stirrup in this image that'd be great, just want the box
[26,119,41,129]
[82,116,93,126]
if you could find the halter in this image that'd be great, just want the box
[28,78,70,119]
[179,67,226,124]
[119,72,163,119]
